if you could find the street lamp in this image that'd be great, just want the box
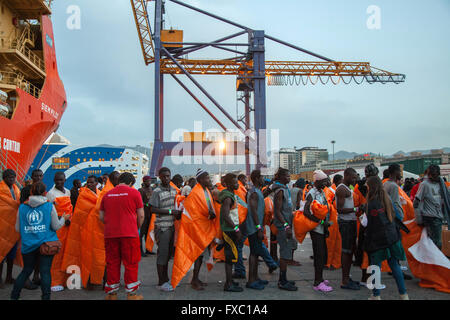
[331,140,336,162]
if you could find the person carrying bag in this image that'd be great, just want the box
[11,182,69,300]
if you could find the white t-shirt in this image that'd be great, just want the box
[46,186,71,203]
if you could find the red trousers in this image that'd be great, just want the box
[104,237,141,294]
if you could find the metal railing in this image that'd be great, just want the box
[0,70,42,98]
[5,26,45,74]
[0,150,30,188]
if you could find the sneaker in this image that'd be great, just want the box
[400,293,409,300]
[51,285,64,292]
[313,281,333,293]
[158,282,174,292]
[278,281,298,291]
[127,293,144,300]
[246,281,265,290]
[224,283,244,292]
[368,295,381,300]
[105,293,118,300]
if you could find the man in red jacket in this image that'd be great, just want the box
[100,172,144,300]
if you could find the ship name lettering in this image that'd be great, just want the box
[41,103,59,119]
[0,137,21,153]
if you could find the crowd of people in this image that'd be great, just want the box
[0,162,449,300]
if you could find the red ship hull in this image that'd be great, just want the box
[0,15,67,185]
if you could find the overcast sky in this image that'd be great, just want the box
[52,0,450,157]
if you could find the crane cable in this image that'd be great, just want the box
[267,73,404,86]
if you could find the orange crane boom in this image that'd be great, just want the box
[130,0,405,176]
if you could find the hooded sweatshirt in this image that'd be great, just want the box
[15,196,65,232]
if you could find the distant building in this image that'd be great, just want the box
[297,147,329,166]
[382,153,448,176]
[27,133,149,189]
[319,159,348,171]
[347,156,383,170]
[274,148,298,173]
[273,146,328,174]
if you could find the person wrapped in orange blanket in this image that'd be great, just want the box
[402,219,450,293]
[324,175,342,270]
[81,171,121,290]
[61,176,99,288]
[46,172,73,292]
[0,169,21,287]
[171,169,217,291]
[404,165,450,293]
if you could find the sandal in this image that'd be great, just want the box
[246,281,265,290]
[278,281,298,291]
[314,281,333,292]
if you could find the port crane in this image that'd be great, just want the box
[132,0,405,177]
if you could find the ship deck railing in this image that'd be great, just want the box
[0,25,46,78]
[0,150,30,188]
[0,71,42,98]
[9,26,46,73]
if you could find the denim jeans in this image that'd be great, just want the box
[234,234,279,276]
[11,248,54,300]
[372,256,406,297]
[422,216,443,250]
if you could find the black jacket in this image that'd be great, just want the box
[364,199,400,253]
